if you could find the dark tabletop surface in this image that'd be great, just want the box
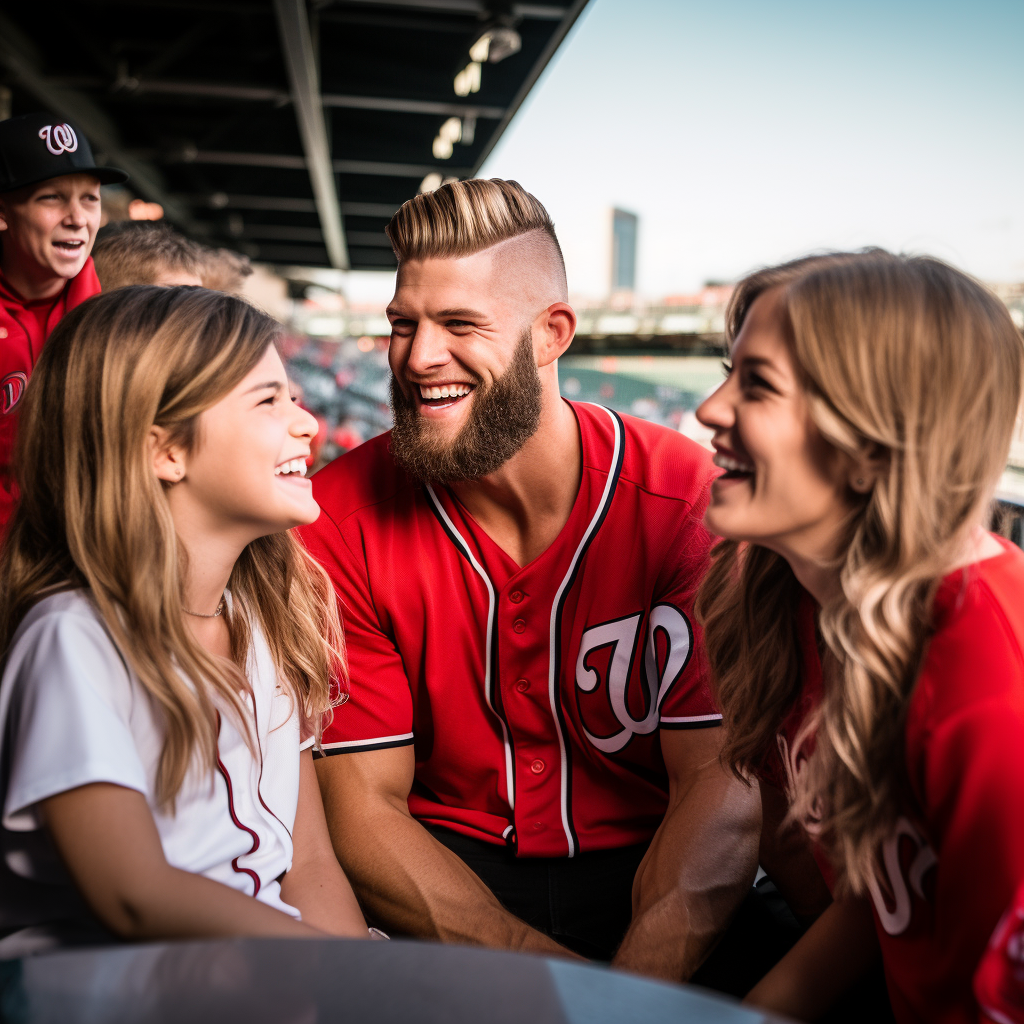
[0,937,796,1024]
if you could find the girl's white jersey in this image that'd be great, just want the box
[0,589,310,955]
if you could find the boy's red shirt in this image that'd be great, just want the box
[0,257,100,531]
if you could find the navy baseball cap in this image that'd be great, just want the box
[0,113,128,193]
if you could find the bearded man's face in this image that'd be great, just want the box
[389,326,542,483]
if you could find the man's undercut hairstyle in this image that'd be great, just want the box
[92,220,202,290]
[386,178,566,288]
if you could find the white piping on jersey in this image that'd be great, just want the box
[502,824,514,839]
[659,713,723,724]
[321,733,414,750]
[548,404,624,858]
[425,485,515,811]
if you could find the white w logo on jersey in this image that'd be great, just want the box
[866,817,938,936]
[575,604,692,753]
[38,123,78,156]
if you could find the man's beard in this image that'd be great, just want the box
[389,328,543,484]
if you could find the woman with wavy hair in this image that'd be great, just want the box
[694,250,1024,1022]
[0,285,367,954]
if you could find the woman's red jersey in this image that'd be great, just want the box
[768,537,1024,1024]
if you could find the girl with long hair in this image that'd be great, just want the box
[693,250,1024,1022]
[0,285,367,954]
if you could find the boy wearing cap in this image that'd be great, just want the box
[0,112,126,530]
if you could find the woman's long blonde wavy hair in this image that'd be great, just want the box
[0,286,345,809]
[695,250,1024,893]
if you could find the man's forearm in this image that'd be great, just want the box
[611,773,760,981]
[316,762,579,956]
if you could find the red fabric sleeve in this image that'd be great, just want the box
[913,694,1024,999]
[300,512,414,752]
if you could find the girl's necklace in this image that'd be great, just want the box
[182,596,226,618]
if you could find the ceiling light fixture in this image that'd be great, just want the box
[469,26,521,64]
[431,116,464,159]
[453,61,481,97]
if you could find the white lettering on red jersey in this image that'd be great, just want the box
[300,401,721,857]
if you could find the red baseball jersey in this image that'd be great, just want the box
[300,401,721,857]
[0,258,101,531]
[768,537,1024,1024]
[976,879,1024,1024]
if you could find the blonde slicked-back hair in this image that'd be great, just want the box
[696,249,1024,894]
[387,178,565,281]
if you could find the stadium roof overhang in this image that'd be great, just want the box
[0,0,589,270]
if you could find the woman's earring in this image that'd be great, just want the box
[856,478,864,487]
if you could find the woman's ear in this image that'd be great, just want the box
[848,442,889,494]
[149,426,187,484]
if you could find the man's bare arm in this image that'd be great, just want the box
[315,745,581,956]
[611,728,761,981]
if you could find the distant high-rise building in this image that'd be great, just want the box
[610,208,638,294]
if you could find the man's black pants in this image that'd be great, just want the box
[425,825,798,998]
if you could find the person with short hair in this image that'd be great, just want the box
[301,179,760,979]
[91,219,204,290]
[0,112,127,532]
[0,286,368,956]
[693,251,1024,1022]
[200,246,254,294]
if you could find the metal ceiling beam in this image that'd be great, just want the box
[0,11,202,234]
[323,94,504,119]
[176,194,401,218]
[236,224,392,247]
[47,76,506,120]
[159,150,472,178]
[335,157,472,178]
[340,0,568,18]
[180,193,319,213]
[249,244,397,267]
[273,0,349,270]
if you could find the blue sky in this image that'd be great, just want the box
[474,0,1024,298]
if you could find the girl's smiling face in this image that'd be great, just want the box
[163,345,320,542]
[696,287,858,564]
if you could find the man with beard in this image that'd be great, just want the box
[301,179,760,983]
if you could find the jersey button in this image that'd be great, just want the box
[531,821,545,831]
[509,590,524,603]
[530,759,545,774]
[513,618,526,634]
[515,679,529,693]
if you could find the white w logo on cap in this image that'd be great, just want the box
[38,123,78,156]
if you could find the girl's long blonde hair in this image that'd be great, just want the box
[696,251,1024,892]
[0,286,345,809]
